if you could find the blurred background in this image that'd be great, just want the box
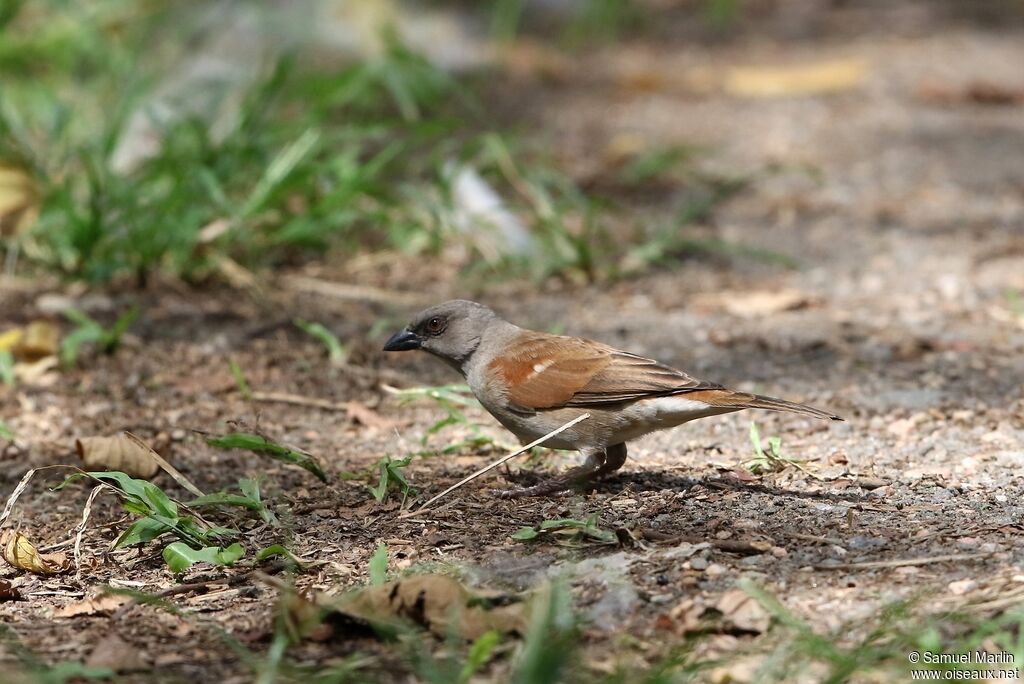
[2,0,1021,293]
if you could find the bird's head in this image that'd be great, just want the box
[383,299,497,367]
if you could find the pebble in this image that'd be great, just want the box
[947,579,976,595]
[705,563,727,578]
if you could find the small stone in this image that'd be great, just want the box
[705,563,727,578]
[947,579,976,596]
[690,557,709,571]
[887,417,918,439]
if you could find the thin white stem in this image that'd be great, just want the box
[401,413,591,517]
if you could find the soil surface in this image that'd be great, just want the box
[2,3,1024,682]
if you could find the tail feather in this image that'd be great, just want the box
[685,389,843,421]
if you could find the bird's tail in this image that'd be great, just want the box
[686,389,843,421]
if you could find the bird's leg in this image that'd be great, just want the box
[594,443,627,478]
[493,444,627,498]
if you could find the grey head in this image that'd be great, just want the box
[383,300,499,368]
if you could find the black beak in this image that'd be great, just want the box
[383,329,421,352]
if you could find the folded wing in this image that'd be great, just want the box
[488,332,721,411]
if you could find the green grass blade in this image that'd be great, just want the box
[206,432,327,482]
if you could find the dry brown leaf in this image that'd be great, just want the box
[666,597,706,634]
[16,321,59,360]
[692,289,815,318]
[725,58,866,98]
[54,594,130,618]
[345,401,396,431]
[76,434,160,479]
[279,588,335,642]
[0,578,23,602]
[917,80,1024,107]
[0,530,70,574]
[13,355,59,385]
[716,589,770,634]
[318,574,527,640]
[0,320,59,362]
[84,633,145,672]
[0,164,38,239]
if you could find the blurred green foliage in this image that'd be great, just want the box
[0,0,764,287]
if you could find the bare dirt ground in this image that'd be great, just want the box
[2,3,1024,682]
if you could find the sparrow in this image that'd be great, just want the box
[383,300,842,497]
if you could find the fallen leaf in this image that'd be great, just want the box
[16,321,59,361]
[917,80,1024,107]
[828,451,849,465]
[76,434,160,479]
[692,289,815,318]
[725,58,866,98]
[0,579,23,602]
[54,594,130,618]
[0,530,69,574]
[345,401,396,431]
[716,589,770,634]
[13,355,59,385]
[85,633,145,671]
[314,574,527,640]
[278,588,335,642]
[667,597,706,634]
[0,164,38,239]
[0,320,59,363]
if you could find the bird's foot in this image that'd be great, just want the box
[491,464,602,499]
[490,479,578,499]
[491,444,628,498]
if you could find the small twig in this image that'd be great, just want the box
[37,539,76,553]
[964,589,1024,613]
[399,413,591,518]
[813,553,991,571]
[0,468,36,528]
[781,531,846,546]
[252,391,348,412]
[124,431,204,498]
[111,559,297,620]
[707,538,774,555]
[73,485,104,581]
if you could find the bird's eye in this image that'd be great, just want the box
[425,316,446,335]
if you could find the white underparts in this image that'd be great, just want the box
[636,396,724,425]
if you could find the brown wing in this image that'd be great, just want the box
[487,332,720,411]
[566,349,720,405]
